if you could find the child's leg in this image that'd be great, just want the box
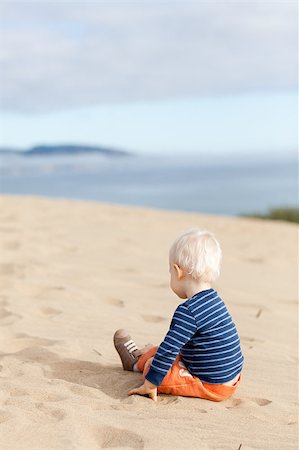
[136,346,159,372]
[133,345,156,372]
[141,350,242,401]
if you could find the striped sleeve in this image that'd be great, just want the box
[145,304,197,386]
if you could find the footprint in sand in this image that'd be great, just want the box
[69,384,100,399]
[105,298,125,308]
[46,359,105,392]
[33,286,65,300]
[35,403,66,422]
[0,307,14,320]
[158,396,181,405]
[243,257,264,264]
[0,226,19,234]
[40,307,62,317]
[3,336,60,354]
[2,241,20,251]
[0,263,18,276]
[225,398,243,409]
[45,393,69,402]
[14,333,61,348]
[226,397,272,409]
[141,314,166,323]
[96,426,144,449]
[0,263,25,282]
[0,213,17,222]
[253,398,272,406]
[53,286,65,291]
[285,299,298,306]
[0,306,22,325]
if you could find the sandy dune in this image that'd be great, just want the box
[0,195,298,450]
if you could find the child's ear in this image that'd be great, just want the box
[174,264,184,280]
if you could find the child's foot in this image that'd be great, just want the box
[113,329,142,371]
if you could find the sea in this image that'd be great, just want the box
[0,152,297,216]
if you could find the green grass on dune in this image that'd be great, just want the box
[242,207,299,224]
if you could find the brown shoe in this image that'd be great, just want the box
[113,329,142,371]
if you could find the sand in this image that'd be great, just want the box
[0,195,298,450]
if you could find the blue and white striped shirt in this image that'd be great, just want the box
[145,288,244,386]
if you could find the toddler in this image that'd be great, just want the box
[114,229,244,402]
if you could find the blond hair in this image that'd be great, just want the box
[169,229,222,282]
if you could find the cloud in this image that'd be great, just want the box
[0,1,297,113]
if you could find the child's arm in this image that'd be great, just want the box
[128,304,196,401]
[145,304,197,386]
[128,379,157,402]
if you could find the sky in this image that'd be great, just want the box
[0,1,297,156]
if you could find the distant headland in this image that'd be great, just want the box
[0,144,132,157]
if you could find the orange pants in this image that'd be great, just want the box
[137,346,242,401]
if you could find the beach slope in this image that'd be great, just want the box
[0,195,297,450]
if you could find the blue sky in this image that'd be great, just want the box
[1,89,297,156]
[0,1,297,156]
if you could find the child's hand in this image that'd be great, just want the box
[128,379,158,402]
